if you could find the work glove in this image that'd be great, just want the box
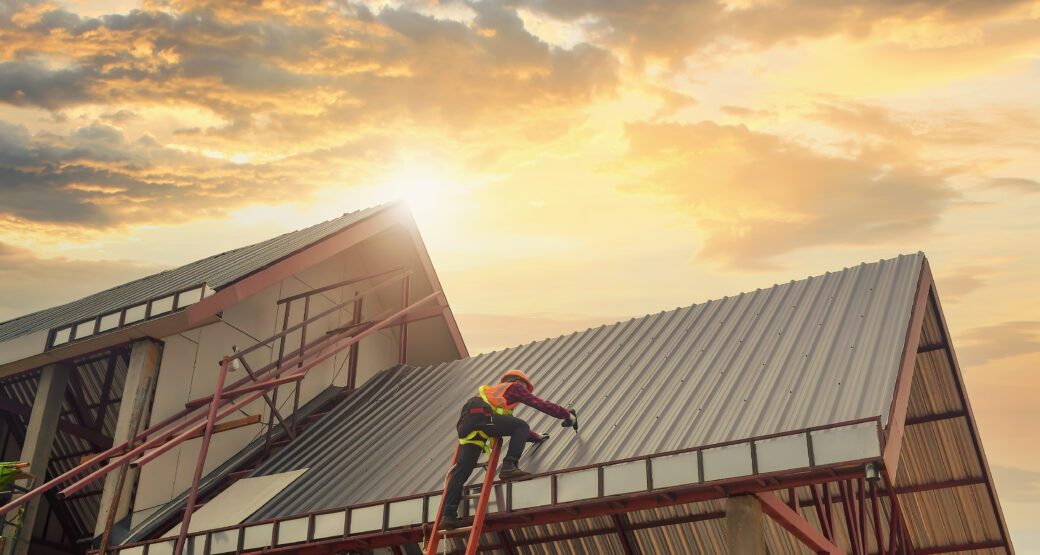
[561,409,577,428]
[528,432,550,444]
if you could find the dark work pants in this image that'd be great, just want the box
[442,414,530,517]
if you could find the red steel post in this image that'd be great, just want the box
[399,275,410,364]
[347,297,362,391]
[174,357,230,555]
[61,292,443,497]
[756,491,841,555]
[0,272,414,518]
[870,479,884,554]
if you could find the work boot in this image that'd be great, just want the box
[499,460,531,480]
[439,513,461,530]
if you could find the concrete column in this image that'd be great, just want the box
[726,495,766,555]
[3,363,72,555]
[94,339,162,539]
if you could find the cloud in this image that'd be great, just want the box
[935,265,994,303]
[957,320,1040,365]
[991,464,1040,503]
[0,1,618,139]
[518,0,1040,66]
[622,121,956,269]
[0,119,368,227]
[811,100,1040,152]
[986,177,1040,194]
[0,61,99,110]
[0,241,164,323]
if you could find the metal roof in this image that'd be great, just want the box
[0,203,392,343]
[249,252,925,519]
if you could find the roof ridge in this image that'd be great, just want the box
[463,252,924,362]
[0,203,396,334]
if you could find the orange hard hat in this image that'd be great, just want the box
[500,369,534,392]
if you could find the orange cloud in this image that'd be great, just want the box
[623,121,956,269]
[0,241,164,322]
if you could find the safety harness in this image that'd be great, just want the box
[458,383,517,455]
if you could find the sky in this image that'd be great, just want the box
[0,0,1038,549]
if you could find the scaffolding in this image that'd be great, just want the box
[0,269,441,554]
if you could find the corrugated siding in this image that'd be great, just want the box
[0,204,390,342]
[0,350,129,537]
[249,253,924,520]
[894,298,1008,552]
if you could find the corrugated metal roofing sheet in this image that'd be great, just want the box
[248,253,925,520]
[0,203,392,342]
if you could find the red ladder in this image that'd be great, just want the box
[425,439,502,555]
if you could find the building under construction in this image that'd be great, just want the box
[0,202,1014,554]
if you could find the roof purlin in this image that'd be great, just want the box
[919,283,1014,554]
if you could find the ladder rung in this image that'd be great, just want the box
[439,526,473,537]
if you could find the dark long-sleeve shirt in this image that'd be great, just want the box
[503,382,571,428]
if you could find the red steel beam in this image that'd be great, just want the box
[0,243,412,520]
[612,513,638,555]
[757,491,841,555]
[904,411,965,426]
[883,258,931,475]
[398,275,410,364]
[174,358,231,555]
[276,267,405,305]
[184,374,305,409]
[61,292,443,498]
[238,465,871,555]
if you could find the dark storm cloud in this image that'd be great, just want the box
[0,120,304,226]
[0,61,99,110]
[0,0,619,135]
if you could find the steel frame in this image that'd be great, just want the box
[0,345,130,550]
[0,269,442,547]
[7,253,1009,555]
[756,491,840,554]
[100,417,888,555]
[880,259,1013,555]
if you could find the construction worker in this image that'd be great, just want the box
[440,369,574,529]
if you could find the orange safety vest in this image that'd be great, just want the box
[479,382,520,415]
[458,382,521,454]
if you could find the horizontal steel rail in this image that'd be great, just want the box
[62,291,443,497]
[99,417,886,555]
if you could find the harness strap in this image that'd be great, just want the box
[459,430,492,455]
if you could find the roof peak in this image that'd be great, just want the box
[0,203,396,341]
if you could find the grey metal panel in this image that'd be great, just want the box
[248,253,925,520]
[0,203,391,342]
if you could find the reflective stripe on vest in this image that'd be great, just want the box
[479,383,519,415]
[459,431,494,455]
